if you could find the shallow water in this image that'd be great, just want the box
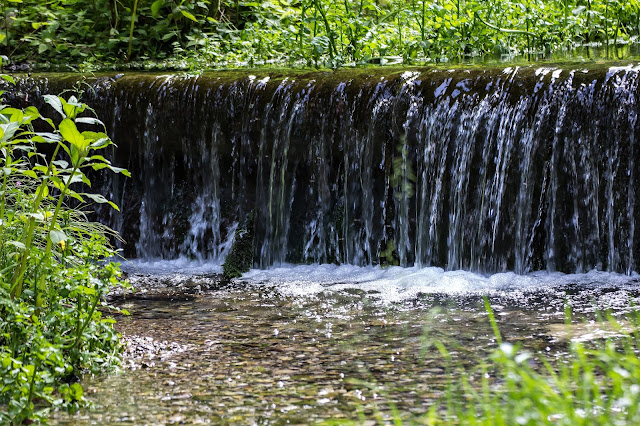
[52,264,640,424]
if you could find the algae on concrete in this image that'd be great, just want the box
[223,211,255,279]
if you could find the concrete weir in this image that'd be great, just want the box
[6,63,640,274]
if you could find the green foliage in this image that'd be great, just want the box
[1,1,639,69]
[0,76,129,423]
[431,300,640,425]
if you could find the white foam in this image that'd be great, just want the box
[241,264,640,303]
[122,257,223,275]
[117,259,640,305]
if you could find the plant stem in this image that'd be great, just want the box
[11,144,61,299]
[126,0,139,62]
[312,0,337,59]
[26,357,41,412]
[3,3,10,61]
[44,163,80,258]
[605,0,609,58]
[475,9,538,38]
[0,158,8,250]
[564,0,568,43]
[68,291,101,350]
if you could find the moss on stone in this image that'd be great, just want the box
[223,211,255,279]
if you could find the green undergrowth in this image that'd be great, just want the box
[0,74,130,423]
[430,300,640,425]
[1,1,639,71]
[348,299,640,425]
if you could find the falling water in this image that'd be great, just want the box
[8,64,640,274]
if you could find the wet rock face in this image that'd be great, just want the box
[8,64,640,274]
[223,211,255,279]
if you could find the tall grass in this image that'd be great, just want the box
[431,299,640,425]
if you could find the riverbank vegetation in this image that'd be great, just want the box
[430,301,640,425]
[350,301,640,424]
[1,1,639,70]
[0,77,129,423]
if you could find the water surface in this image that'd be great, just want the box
[52,264,640,424]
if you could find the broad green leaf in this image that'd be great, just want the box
[181,10,199,22]
[81,131,108,142]
[49,176,64,191]
[63,171,86,186]
[49,230,67,246]
[59,119,88,151]
[1,107,23,118]
[0,121,20,142]
[75,117,105,127]
[32,132,61,143]
[6,241,25,251]
[87,154,110,164]
[151,0,164,17]
[42,117,56,129]
[23,106,40,124]
[61,98,82,119]
[69,383,84,401]
[91,163,131,177]
[161,32,176,41]
[52,159,69,169]
[43,95,66,118]
[13,144,34,152]
[10,110,23,123]
[83,193,120,211]
[89,138,111,149]
[33,165,49,174]
[69,144,80,166]
[67,189,86,203]
[75,286,96,297]
[82,193,108,204]
[26,212,44,221]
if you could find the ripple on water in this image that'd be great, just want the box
[52,263,640,424]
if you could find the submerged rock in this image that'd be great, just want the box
[223,211,255,279]
[107,272,229,301]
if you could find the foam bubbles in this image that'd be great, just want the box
[122,257,223,275]
[241,264,640,304]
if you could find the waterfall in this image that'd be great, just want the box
[8,64,640,274]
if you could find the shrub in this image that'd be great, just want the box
[0,75,129,423]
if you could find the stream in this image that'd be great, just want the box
[51,263,640,424]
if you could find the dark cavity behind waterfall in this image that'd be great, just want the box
[10,64,640,274]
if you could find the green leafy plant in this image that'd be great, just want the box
[0,76,129,423]
[1,1,639,70]
[432,299,640,425]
